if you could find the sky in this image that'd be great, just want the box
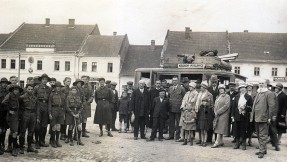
[0,0,287,45]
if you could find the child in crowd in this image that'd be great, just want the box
[118,91,129,133]
[198,97,213,147]
[181,107,197,146]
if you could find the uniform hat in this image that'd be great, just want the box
[55,81,64,87]
[238,82,247,89]
[201,81,208,89]
[275,83,283,90]
[50,78,56,82]
[73,79,84,86]
[182,77,190,83]
[127,81,133,85]
[105,80,111,84]
[218,84,226,90]
[8,85,23,92]
[189,82,196,88]
[111,81,117,86]
[98,78,105,82]
[38,73,51,81]
[229,82,236,86]
[0,77,11,84]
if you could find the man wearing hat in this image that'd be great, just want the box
[34,73,51,148]
[227,82,238,138]
[110,81,119,131]
[166,76,186,140]
[148,80,162,128]
[182,77,190,92]
[18,84,38,154]
[251,79,277,158]
[246,83,257,146]
[81,76,94,137]
[126,81,134,132]
[105,80,111,89]
[60,77,71,140]
[48,81,66,148]
[2,85,23,156]
[0,77,11,154]
[26,77,34,85]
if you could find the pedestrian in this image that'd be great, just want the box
[251,79,277,158]
[126,81,135,132]
[161,79,169,134]
[0,77,11,154]
[110,81,119,131]
[48,81,66,148]
[18,84,38,154]
[34,73,52,148]
[1,85,23,156]
[181,105,197,146]
[130,80,150,140]
[118,91,129,133]
[149,80,161,129]
[274,83,287,145]
[60,77,71,140]
[94,78,114,137]
[147,89,169,141]
[81,76,93,137]
[166,76,186,141]
[195,81,214,145]
[178,82,198,143]
[65,86,84,146]
[197,97,213,147]
[246,83,257,146]
[227,82,238,140]
[211,84,230,148]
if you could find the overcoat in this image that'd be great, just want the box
[213,93,230,135]
[276,92,287,133]
[168,85,186,113]
[179,90,198,126]
[130,88,150,119]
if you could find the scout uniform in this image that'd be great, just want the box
[110,81,119,131]
[19,84,38,153]
[1,85,23,156]
[34,74,51,148]
[82,79,93,137]
[48,81,65,148]
[126,81,134,131]
[65,86,84,146]
[60,81,71,140]
[0,78,11,154]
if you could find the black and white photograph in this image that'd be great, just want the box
[0,0,287,161]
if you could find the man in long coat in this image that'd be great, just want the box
[110,82,119,131]
[130,80,150,140]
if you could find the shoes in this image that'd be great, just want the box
[248,141,253,146]
[111,128,119,131]
[141,137,147,139]
[27,146,38,153]
[19,147,24,154]
[107,132,113,137]
[211,144,219,148]
[5,145,12,153]
[51,141,57,148]
[35,142,40,149]
[176,138,184,142]
[56,140,62,147]
[11,148,17,157]
[39,141,49,147]
[258,153,264,158]
[65,138,70,144]
[82,132,90,138]
[146,138,154,142]
[196,140,202,145]
[70,141,74,146]
[78,140,84,146]
[99,131,103,137]
[182,139,187,145]
[233,144,239,149]
[60,135,66,140]
[202,142,207,147]
[165,137,174,140]
[219,143,224,146]
[255,151,267,155]
[134,137,138,140]
[275,146,280,151]
[242,144,246,150]
[85,130,90,133]
[158,138,163,141]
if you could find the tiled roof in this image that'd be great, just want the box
[230,32,287,61]
[0,23,100,52]
[80,35,126,57]
[120,45,163,76]
[164,31,228,57]
[0,34,10,44]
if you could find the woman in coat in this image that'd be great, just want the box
[231,83,253,150]
[211,84,230,148]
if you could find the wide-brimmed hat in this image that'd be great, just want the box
[55,81,64,87]
[238,82,247,89]
[182,77,190,83]
[201,81,208,89]
[275,83,283,90]
[0,77,11,84]
[218,84,226,90]
[38,73,51,81]
[8,85,23,92]
[73,79,84,86]
[189,82,196,88]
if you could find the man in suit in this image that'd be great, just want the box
[251,79,277,158]
[147,89,169,141]
[110,82,119,131]
[130,80,150,140]
[227,82,238,138]
[166,77,186,140]
[149,80,161,128]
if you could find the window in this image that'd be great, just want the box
[10,59,16,69]
[234,66,240,74]
[54,61,60,71]
[272,68,278,76]
[254,67,260,76]
[1,59,6,69]
[92,62,97,72]
[82,62,87,72]
[20,60,25,69]
[107,63,113,72]
[65,61,70,71]
[37,60,42,70]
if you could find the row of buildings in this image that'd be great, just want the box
[0,18,287,92]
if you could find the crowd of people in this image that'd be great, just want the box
[0,74,286,159]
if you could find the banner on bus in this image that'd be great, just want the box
[178,64,205,69]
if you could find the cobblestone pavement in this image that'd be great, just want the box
[1,104,287,162]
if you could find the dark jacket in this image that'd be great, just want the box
[152,97,169,119]
[277,91,287,117]
[207,86,219,104]
[232,93,253,121]
[168,85,186,113]
[130,88,150,117]
[111,89,119,110]
[118,97,129,115]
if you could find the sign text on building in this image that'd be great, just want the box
[273,77,287,82]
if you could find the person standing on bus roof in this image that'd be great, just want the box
[166,76,186,141]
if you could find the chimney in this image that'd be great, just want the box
[68,19,75,27]
[45,18,50,26]
[244,30,248,32]
[185,27,191,39]
[151,40,155,50]
[113,32,117,36]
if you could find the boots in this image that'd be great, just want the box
[124,123,128,133]
[82,131,89,138]
[12,138,18,157]
[35,129,40,149]
[0,133,5,153]
[6,135,13,153]
[56,131,62,147]
[40,127,49,147]
[50,131,57,148]
[190,138,193,146]
[19,136,25,154]
[77,131,84,146]
[99,130,103,137]
[107,131,113,137]
[233,139,240,149]
[182,139,187,145]
[60,124,67,140]
[65,130,72,143]
[27,136,38,153]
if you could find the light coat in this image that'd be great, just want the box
[213,93,230,135]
